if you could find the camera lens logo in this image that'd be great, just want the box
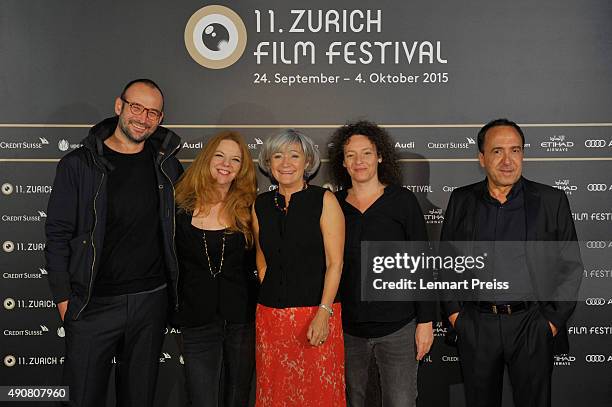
[3,241,15,253]
[4,355,16,367]
[4,298,16,310]
[1,183,14,195]
[184,5,247,69]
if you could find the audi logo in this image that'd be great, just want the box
[586,241,608,249]
[585,298,606,306]
[585,354,606,362]
[584,140,607,148]
[587,184,608,192]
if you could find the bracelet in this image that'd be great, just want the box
[319,304,334,316]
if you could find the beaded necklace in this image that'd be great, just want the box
[273,182,308,213]
[202,224,226,278]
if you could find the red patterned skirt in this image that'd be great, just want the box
[255,303,346,406]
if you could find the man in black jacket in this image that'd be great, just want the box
[441,119,581,407]
[45,79,183,407]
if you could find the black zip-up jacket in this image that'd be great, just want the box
[44,116,183,320]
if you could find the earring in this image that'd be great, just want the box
[378,158,382,163]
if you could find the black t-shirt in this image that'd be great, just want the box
[93,141,165,296]
[255,185,330,308]
[173,210,258,327]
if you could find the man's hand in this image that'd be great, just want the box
[415,322,433,361]
[57,300,68,322]
[448,312,459,328]
[548,321,558,337]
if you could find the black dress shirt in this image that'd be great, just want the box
[476,178,533,302]
[337,184,436,338]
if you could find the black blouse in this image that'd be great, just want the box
[172,210,258,327]
[255,185,330,308]
[337,184,436,337]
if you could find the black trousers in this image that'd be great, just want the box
[180,320,255,407]
[455,303,554,407]
[62,286,168,407]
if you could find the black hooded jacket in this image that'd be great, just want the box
[44,116,183,320]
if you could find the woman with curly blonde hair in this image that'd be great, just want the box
[173,131,258,407]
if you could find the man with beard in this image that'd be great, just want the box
[45,79,183,407]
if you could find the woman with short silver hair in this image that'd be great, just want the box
[252,129,346,406]
[257,129,321,180]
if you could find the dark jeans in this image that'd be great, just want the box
[344,320,418,407]
[62,285,168,407]
[456,303,554,407]
[180,320,255,407]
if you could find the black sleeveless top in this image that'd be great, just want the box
[255,185,327,308]
[172,210,258,327]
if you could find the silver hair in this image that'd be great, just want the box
[258,129,321,181]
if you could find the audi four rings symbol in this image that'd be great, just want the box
[585,355,606,362]
[587,184,608,191]
[584,140,607,148]
[585,298,606,305]
[586,241,607,248]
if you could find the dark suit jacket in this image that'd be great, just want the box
[440,177,582,354]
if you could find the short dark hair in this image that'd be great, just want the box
[328,120,401,189]
[120,78,164,110]
[477,118,525,153]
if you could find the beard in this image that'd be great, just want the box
[118,115,155,144]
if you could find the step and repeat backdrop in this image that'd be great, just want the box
[1,0,611,406]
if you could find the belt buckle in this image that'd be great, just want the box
[492,304,512,315]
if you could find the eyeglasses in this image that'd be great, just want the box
[120,97,162,121]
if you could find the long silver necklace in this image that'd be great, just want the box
[202,228,226,278]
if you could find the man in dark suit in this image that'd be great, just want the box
[440,118,582,407]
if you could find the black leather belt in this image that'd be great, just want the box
[476,301,530,315]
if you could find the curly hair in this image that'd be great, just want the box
[175,131,257,247]
[328,120,401,189]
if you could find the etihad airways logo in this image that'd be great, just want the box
[554,354,576,366]
[424,208,444,224]
[552,179,577,195]
[541,135,574,152]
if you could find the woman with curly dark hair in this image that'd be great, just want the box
[329,120,435,407]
